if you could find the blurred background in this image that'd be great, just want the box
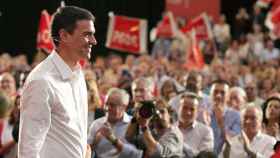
[0,0,256,63]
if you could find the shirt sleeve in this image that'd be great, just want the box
[18,79,53,158]
[256,138,276,158]
[119,143,143,158]
[151,131,182,158]
[198,126,215,153]
[228,111,241,136]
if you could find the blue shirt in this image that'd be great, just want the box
[210,107,241,154]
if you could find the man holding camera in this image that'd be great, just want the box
[119,99,184,158]
[87,88,132,158]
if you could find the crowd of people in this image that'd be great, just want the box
[0,2,280,158]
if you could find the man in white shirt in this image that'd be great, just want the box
[178,92,214,157]
[169,71,211,123]
[220,105,276,158]
[88,88,132,158]
[18,6,97,158]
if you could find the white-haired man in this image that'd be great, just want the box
[87,88,132,158]
[127,77,155,116]
[220,105,276,158]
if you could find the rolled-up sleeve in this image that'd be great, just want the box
[18,79,53,158]
[119,144,143,158]
[151,132,181,158]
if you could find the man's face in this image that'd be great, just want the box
[155,104,170,129]
[0,74,16,96]
[243,108,261,135]
[65,20,97,61]
[245,83,257,101]
[185,75,201,93]
[133,81,152,102]
[106,93,125,123]
[211,83,228,106]
[180,97,198,125]
[228,91,245,110]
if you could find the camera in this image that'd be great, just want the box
[138,101,157,119]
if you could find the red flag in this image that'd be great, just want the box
[184,30,205,70]
[265,5,280,38]
[37,10,54,53]
[155,12,177,38]
[256,0,273,8]
[106,13,147,54]
[181,13,213,41]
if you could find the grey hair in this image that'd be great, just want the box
[132,77,155,93]
[228,87,247,100]
[241,103,263,122]
[105,88,130,106]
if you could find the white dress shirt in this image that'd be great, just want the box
[18,52,88,158]
[219,131,276,158]
[180,121,214,157]
[87,113,131,158]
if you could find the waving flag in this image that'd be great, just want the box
[184,30,205,70]
[181,13,213,41]
[155,12,178,38]
[37,10,54,53]
[106,13,147,54]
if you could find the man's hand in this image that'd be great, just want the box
[85,145,92,158]
[92,128,104,148]
[99,123,114,140]
[201,109,211,126]
[241,131,256,158]
[214,106,224,129]
[223,133,231,158]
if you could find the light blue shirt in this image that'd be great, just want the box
[210,107,241,154]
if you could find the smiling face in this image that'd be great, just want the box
[63,20,97,62]
[106,92,126,123]
[179,96,198,126]
[211,83,229,107]
[242,107,262,136]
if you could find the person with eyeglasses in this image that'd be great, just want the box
[87,88,132,158]
[114,99,184,158]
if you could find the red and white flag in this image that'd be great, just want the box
[181,13,213,41]
[265,5,280,38]
[155,12,178,38]
[37,10,54,53]
[106,13,147,54]
[184,30,205,70]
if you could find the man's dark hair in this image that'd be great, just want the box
[51,6,95,46]
[211,79,230,87]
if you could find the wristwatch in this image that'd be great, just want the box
[108,134,118,146]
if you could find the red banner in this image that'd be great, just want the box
[155,12,177,38]
[166,0,220,22]
[184,30,205,70]
[37,10,54,53]
[266,5,280,38]
[181,13,213,41]
[106,13,147,54]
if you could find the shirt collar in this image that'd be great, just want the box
[51,51,81,81]
[122,113,131,123]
